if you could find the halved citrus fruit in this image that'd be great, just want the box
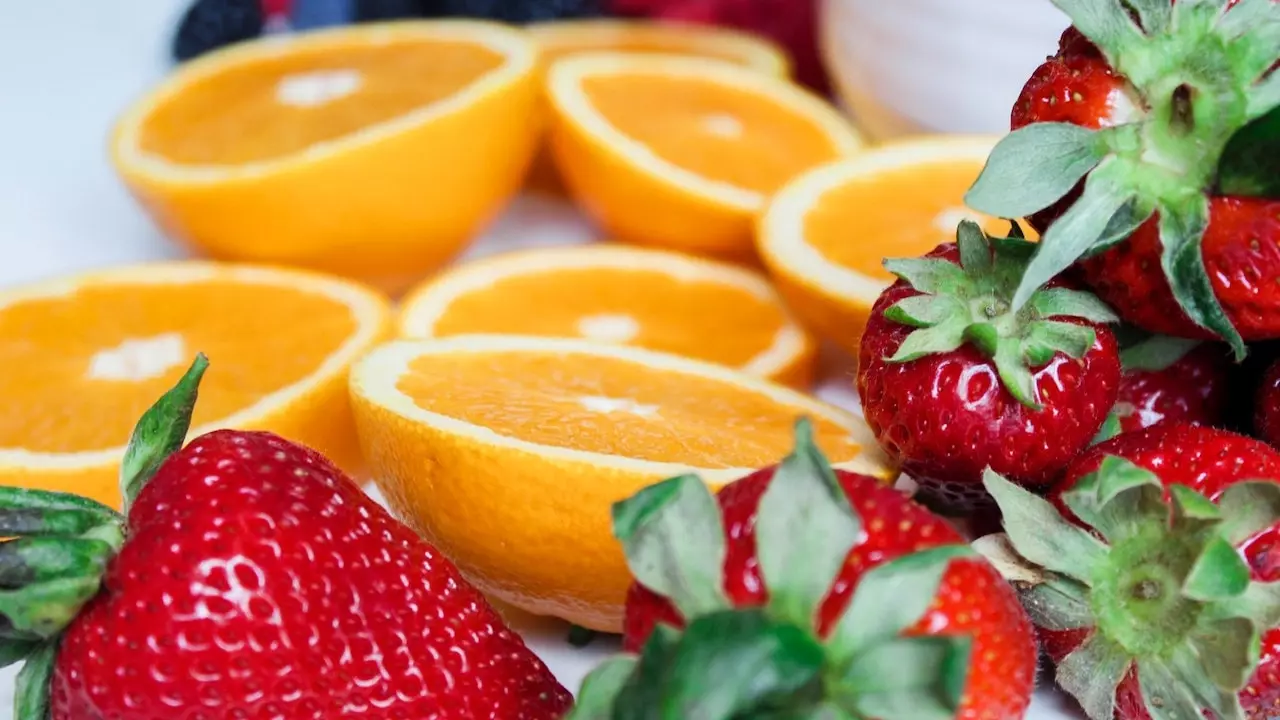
[396,244,817,387]
[350,335,894,631]
[111,21,541,294]
[0,263,391,508]
[757,136,1032,357]
[524,20,790,194]
[545,53,863,261]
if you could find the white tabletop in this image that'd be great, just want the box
[0,1,1077,716]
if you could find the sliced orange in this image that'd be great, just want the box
[396,245,817,387]
[757,136,1033,358]
[350,335,894,631]
[0,263,391,508]
[524,20,790,194]
[545,53,863,262]
[111,21,541,294]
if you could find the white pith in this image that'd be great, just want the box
[351,335,895,483]
[395,244,813,380]
[0,263,388,470]
[545,52,865,211]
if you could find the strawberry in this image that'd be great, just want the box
[976,422,1280,720]
[566,420,1037,719]
[0,355,571,719]
[966,0,1280,356]
[856,221,1121,512]
[1109,333,1230,435]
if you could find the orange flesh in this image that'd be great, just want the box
[0,283,356,452]
[429,268,790,367]
[583,74,840,193]
[803,160,1024,281]
[139,40,505,165]
[397,351,859,467]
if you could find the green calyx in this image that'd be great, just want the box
[569,419,979,720]
[881,220,1118,409]
[966,0,1280,358]
[976,459,1280,720]
[0,354,208,720]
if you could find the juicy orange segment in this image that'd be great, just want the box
[111,21,541,293]
[396,245,815,386]
[139,40,508,165]
[0,263,391,506]
[350,336,894,632]
[757,136,1031,358]
[546,53,863,260]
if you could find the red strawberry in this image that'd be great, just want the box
[1109,334,1230,435]
[1,355,571,719]
[857,221,1121,512]
[608,0,829,93]
[967,0,1280,355]
[977,422,1280,720]
[566,420,1037,718]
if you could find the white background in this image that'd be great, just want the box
[0,1,1077,716]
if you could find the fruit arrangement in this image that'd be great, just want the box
[3,0,1278,717]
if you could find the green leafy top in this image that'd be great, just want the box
[976,459,1280,720]
[965,0,1280,358]
[0,354,208,720]
[568,419,982,720]
[881,221,1117,409]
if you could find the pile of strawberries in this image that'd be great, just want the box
[1,1,1276,719]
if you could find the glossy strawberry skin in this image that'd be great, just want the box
[623,468,1038,720]
[1114,344,1231,433]
[1077,198,1280,340]
[1043,424,1280,720]
[49,430,572,720]
[857,244,1122,510]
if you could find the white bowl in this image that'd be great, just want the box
[820,0,1070,141]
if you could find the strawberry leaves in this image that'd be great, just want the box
[977,459,1280,720]
[119,353,208,511]
[1216,105,1280,197]
[965,122,1108,218]
[882,221,1116,408]
[612,474,730,620]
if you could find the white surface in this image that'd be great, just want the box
[820,0,1070,140]
[0,1,1078,716]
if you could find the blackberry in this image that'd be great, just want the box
[171,0,264,62]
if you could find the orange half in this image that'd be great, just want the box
[524,20,791,194]
[111,21,541,293]
[546,53,863,261]
[757,136,1032,357]
[350,335,894,631]
[396,244,817,387]
[0,263,391,507]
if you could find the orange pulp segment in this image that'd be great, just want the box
[396,245,816,386]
